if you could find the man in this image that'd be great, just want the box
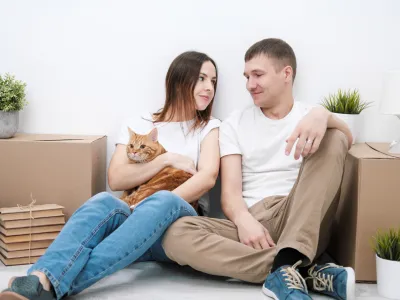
[162,38,355,300]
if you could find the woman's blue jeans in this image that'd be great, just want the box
[27,191,197,299]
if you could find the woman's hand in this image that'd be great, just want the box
[162,152,197,175]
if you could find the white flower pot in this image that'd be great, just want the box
[0,111,19,139]
[333,113,359,144]
[376,255,400,299]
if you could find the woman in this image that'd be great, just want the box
[1,51,220,300]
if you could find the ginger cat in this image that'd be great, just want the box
[120,127,198,211]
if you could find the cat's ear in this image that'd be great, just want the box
[127,127,136,137]
[148,128,158,142]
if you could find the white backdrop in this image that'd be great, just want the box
[1,0,399,192]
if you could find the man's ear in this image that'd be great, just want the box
[283,65,294,83]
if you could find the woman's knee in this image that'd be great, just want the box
[85,192,130,214]
[134,190,196,218]
[144,190,184,208]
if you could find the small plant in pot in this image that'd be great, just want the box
[0,73,28,138]
[371,227,400,299]
[321,89,372,144]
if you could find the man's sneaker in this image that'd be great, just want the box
[0,275,56,300]
[262,261,312,300]
[305,263,355,300]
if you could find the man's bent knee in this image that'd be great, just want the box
[324,129,348,148]
[318,129,348,158]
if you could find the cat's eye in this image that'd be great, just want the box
[129,144,133,148]
[140,145,145,149]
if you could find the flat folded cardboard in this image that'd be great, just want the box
[0,201,67,265]
[0,204,66,231]
[0,133,107,219]
[0,224,64,236]
[0,247,46,259]
[0,216,66,229]
[0,232,60,244]
[0,204,64,221]
[0,240,52,251]
[0,253,40,266]
[328,143,400,282]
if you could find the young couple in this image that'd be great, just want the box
[1,38,355,300]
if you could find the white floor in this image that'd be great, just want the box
[0,262,384,300]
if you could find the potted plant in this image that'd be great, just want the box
[371,227,400,299]
[321,89,372,144]
[0,73,28,138]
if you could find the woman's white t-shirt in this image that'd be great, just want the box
[115,112,221,215]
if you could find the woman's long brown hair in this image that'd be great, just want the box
[152,51,218,132]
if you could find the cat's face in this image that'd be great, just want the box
[126,127,161,163]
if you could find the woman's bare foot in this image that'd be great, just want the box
[30,271,52,291]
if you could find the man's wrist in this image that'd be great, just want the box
[232,210,252,226]
[325,109,333,123]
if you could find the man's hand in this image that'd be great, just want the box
[285,107,330,160]
[234,211,275,249]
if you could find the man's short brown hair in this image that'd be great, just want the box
[245,38,297,81]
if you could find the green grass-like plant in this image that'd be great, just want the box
[0,73,28,112]
[321,89,372,114]
[371,227,400,262]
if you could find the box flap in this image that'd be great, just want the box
[0,133,105,144]
[0,204,64,215]
[366,142,400,159]
[349,143,399,160]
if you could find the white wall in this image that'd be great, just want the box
[1,0,399,191]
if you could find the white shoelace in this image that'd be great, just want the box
[305,263,338,292]
[280,261,308,293]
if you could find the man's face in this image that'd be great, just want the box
[244,54,290,108]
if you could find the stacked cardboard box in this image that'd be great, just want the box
[0,133,107,220]
[0,204,65,266]
[328,143,400,282]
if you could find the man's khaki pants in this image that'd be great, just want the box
[162,129,348,283]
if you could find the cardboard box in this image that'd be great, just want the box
[0,133,107,219]
[328,143,400,282]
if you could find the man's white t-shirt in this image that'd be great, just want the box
[115,112,221,215]
[219,101,313,208]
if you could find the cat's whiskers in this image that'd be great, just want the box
[129,155,150,164]
[137,157,146,163]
